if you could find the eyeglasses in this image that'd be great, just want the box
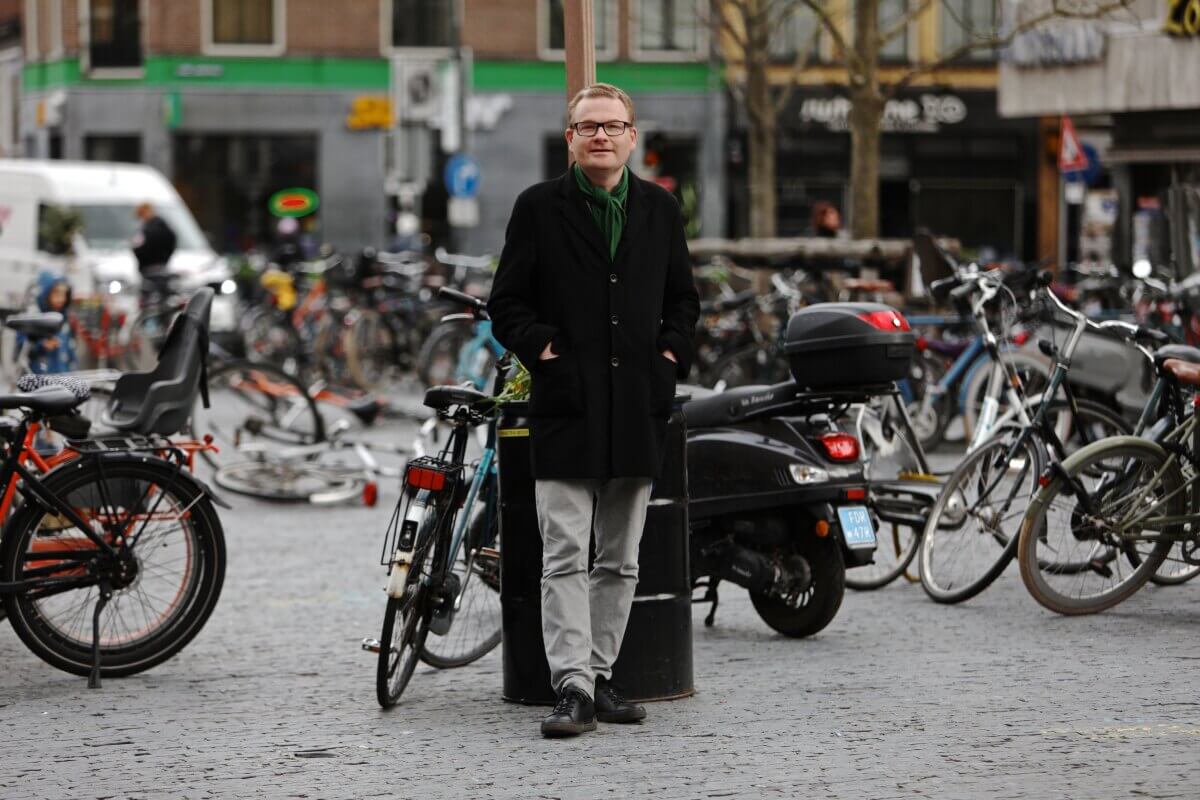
[571,120,632,137]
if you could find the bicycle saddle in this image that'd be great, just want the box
[0,385,83,415]
[5,311,63,337]
[1163,359,1200,387]
[424,384,490,412]
[1154,344,1200,367]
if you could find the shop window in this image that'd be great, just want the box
[390,0,453,49]
[88,0,142,70]
[635,0,702,58]
[205,0,284,54]
[541,0,615,60]
[941,0,998,62]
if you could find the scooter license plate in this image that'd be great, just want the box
[837,506,876,549]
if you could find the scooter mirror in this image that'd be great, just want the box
[1132,259,1153,279]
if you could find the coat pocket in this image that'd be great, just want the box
[529,354,585,417]
[650,352,677,417]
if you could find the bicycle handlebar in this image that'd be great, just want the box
[438,286,489,320]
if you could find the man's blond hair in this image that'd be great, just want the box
[566,83,635,125]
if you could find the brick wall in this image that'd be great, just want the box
[463,0,537,58]
[149,0,202,54]
[289,0,379,57]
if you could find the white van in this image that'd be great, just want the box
[0,159,236,332]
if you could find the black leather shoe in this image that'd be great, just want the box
[541,688,597,737]
[594,677,646,723]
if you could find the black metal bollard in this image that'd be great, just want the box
[497,401,694,704]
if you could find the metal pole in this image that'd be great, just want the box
[449,0,467,251]
[564,0,596,165]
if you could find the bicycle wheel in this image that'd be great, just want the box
[710,345,784,390]
[847,402,922,590]
[416,322,471,387]
[1042,398,1130,454]
[377,504,439,708]
[193,359,325,471]
[962,351,1051,442]
[1150,542,1200,586]
[419,497,501,668]
[1018,437,1178,615]
[919,432,1043,603]
[343,310,397,391]
[214,460,364,504]
[0,456,226,678]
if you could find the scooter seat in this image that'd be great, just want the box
[683,381,798,429]
[1154,344,1200,367]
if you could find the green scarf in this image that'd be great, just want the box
[573,163,629,260]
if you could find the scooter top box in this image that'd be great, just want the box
[783,302,915,390]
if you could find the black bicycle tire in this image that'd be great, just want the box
[377,503,439,707]
[0,456,226,678]
[919,433,1044,604]
[343,310,397,391]
[416,322,471,387]
[195,359,326,471]
[418,501,501,668]
[1018,437,1176,615]
[709,344,786,390]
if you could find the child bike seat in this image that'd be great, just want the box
[102,288,213,436]
[5,312,64,338]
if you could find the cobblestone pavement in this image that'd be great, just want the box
[2,427,1199,800]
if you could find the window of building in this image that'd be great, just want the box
[88,0,142,71]
[85,134,142,164]
[541,0,616,60]
[634,0,702,58]
[941,0,998,61]
[390,0,453,49]
[879,0,911,63]
[769,5,821,62]
[204,0,284,55]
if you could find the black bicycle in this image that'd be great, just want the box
[0,377,226,688]
[368,288,503,708]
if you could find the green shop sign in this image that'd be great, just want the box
[269,188,319,218]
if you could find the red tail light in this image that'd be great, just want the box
[916,335,929,351]
[407,466,447,491]
[858,310,910,332]
[819,433,860,462]
[363,481,379,507]
[1013,331,1030,346]
[843,487,867,501]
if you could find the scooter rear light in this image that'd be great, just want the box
[406,466,446,491]
[858,310,911,332]
[819,433,860,462]
[843,487,867,501]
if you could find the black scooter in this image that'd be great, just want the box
[682,380,879,638]
[681,301,917,637]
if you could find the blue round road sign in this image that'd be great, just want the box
[444,154,481,199]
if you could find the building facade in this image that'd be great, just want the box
[999,0,1200,272]
[723,0,1041,261]
[13,0,724,255]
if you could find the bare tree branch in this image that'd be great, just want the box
[886,0,1136,97]
[880,0,937,47]
[773,17,822,115]
[796,0,859,75]
[702,0,750,51]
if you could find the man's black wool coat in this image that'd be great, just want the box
[489,169,700,480]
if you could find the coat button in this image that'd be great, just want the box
[609,274,618,283]
[610,315,619,325]
[611,357,620,367]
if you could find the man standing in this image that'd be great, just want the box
[131,202,177,301]
[489,84,700,738]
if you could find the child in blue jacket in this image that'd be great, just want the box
[22,272,79,375]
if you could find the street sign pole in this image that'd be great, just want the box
[563,0,596,166]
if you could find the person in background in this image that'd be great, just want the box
[131,202,177,303]
[811,201,842,239]
[22,272,78,375]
